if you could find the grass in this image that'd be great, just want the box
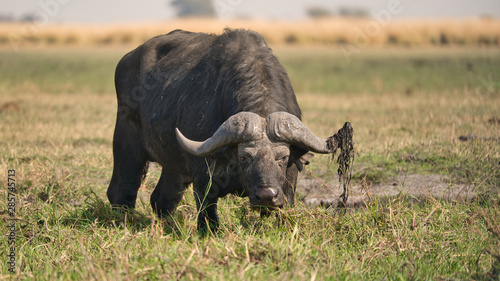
[280,47,500,95]
[0,46,499,279]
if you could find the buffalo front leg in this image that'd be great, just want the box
[107,121,149,210]
[150,170,189,217]
[193,178,220,234]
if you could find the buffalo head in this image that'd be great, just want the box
[175,112,332,208]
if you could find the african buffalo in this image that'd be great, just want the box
[106,29,336,231]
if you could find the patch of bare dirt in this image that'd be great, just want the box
[297,173,476,208]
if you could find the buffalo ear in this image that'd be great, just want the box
[299,152,313,166]
[290,146,314,172]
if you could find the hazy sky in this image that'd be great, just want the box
[2,0,500,23]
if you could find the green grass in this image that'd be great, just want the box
[0,47,125,95]
[0,46,499,280]
[279,47,500,95]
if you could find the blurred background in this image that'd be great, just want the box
[1,0,500,48]
[3,0,500,22]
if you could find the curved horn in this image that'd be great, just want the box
[176,112,265,157]
[266,112,333,154]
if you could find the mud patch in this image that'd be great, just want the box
[326,122,355,208]
[298,173,476,208]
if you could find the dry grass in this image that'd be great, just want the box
[0,46,499,279]
[1,17,500,49]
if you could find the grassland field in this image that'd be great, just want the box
[0,44,499,280]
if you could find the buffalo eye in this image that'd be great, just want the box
[276,155,289,164]
[239,155,250,163]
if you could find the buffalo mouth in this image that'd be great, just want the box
[251,205,278,218]
[249,187,284,208]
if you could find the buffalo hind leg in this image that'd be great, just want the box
[107,121,149,210]
[150,170,189,217]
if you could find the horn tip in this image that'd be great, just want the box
[175,127,194,154]
[174,127,183,141]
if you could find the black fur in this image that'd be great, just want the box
[107,29,307,232]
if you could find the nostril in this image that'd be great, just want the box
[255,187,278,203]
[271,194,279,203]
[268,188,278,198]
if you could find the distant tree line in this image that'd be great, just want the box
[170,0,216,18]
[0,14,14,22]
[1,2,371,22]
[168,0,369,19]
[307,6,369,19]
[0,13,40,22]
[0,13,61,23]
